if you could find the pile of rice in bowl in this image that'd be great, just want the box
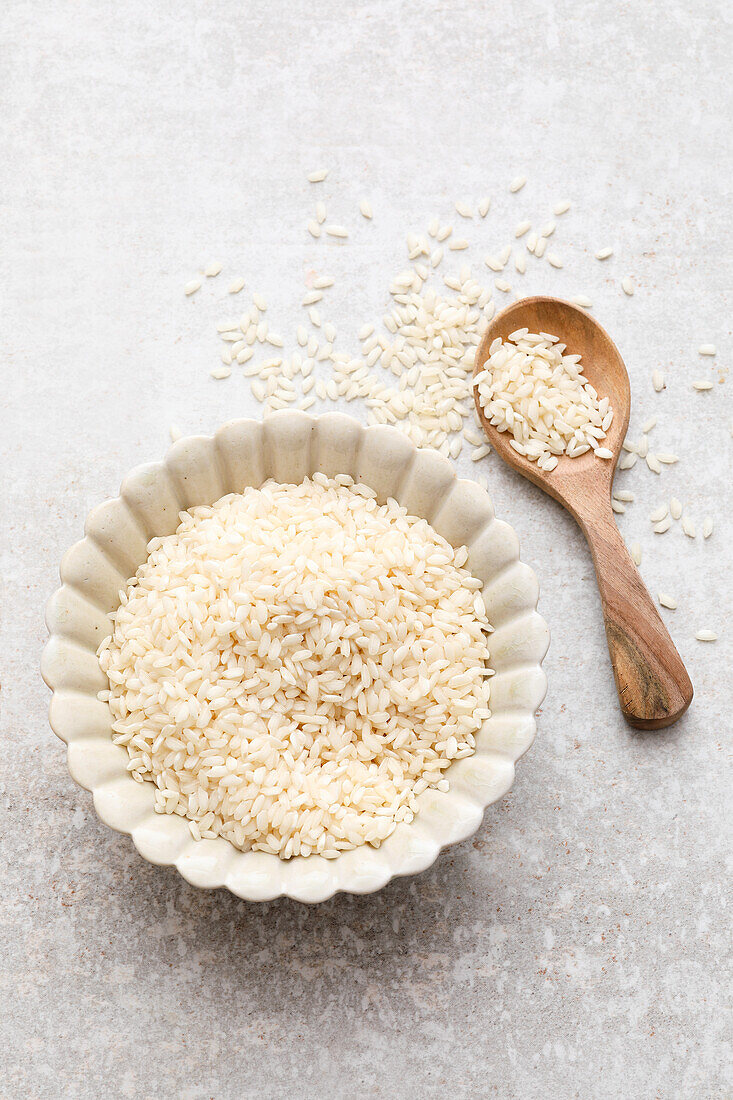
[98,474,493,859]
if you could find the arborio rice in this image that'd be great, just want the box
[474,329,614,470]
[98,474,493,859]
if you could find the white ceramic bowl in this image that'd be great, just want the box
[42,411,548,903]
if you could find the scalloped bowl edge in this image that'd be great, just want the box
[42,411,549,903]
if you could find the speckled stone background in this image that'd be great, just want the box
[2,1,731,1097]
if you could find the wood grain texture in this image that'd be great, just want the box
[474,296,693,729]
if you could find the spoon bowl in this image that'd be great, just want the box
[475,296,630,505]
[474,296,692,729]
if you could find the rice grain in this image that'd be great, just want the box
[97,477,493,854]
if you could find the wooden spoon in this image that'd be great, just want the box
[474,296,692,729]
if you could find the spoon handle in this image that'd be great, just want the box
[576,503,693,729]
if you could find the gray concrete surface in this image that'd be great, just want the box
[1,1,731,1097]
